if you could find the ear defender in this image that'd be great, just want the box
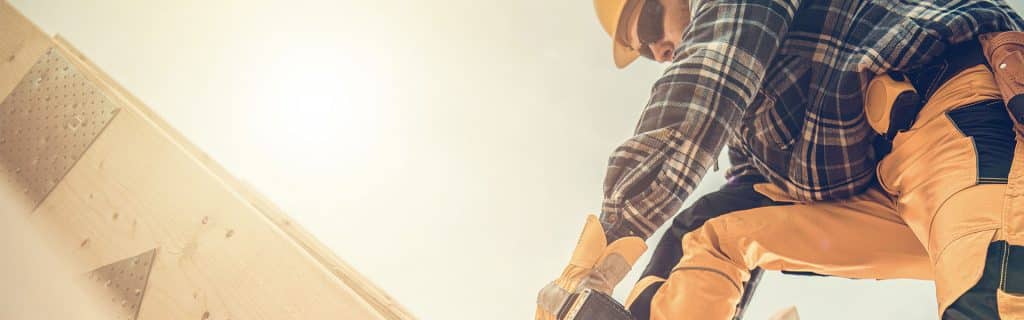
[864,72,923,140]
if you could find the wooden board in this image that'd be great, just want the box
[50,33,414,319]
[0,0,50,99]
[0,1,414,319]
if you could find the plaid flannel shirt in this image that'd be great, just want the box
[601,0,1024,240]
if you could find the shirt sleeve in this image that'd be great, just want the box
[600,0,800,240]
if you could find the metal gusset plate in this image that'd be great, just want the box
[0,47,120,206]
[85,248,158,320]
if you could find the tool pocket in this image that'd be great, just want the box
[998,290,1024,318]
[998,241,1024,318]
[946,100,1016,183]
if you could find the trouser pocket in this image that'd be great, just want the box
[946,241,1024,319]
[998,289,1024,319]
[1000,241,1024,295]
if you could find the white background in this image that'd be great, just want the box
[10,1,1022,319]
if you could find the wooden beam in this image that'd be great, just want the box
[769,306,800,320]
[52,34,416,320]
[0,0,50,98]
[0,1,414,319]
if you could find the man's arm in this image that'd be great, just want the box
[601,0,800,240]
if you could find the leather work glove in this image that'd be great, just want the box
[535,215,647,320]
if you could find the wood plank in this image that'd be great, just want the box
[31,51,388,319]
[0,2,413,319]
[769,306,800,320]
[0,0,50,99]
[0,199,113,320]
[51,36,415,320]
[242,182,416,319]
[53,34,414,318]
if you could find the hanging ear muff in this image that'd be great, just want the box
[865,72,923,140]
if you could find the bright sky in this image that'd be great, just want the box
[10,1,1023,319]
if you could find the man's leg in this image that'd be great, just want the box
[873,65,1022,318]
[625,178,781,320]
[644,185,932,320]
[629,53,1024,320]
[640,64,1021,320]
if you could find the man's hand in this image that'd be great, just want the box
[535,215,646,319]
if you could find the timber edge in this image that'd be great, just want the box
[1,1,415,319]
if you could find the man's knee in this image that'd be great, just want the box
[683,214,738,249]
[677,216,753,277]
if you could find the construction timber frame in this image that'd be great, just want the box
[0,2,414,319]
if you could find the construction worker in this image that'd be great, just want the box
[534,0,1024,319]
[622,60,1020,319]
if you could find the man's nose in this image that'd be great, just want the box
[650,41,675,63]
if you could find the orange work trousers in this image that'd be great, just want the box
[645,65,1024,319]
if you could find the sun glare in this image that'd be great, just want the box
[243,46,387,170]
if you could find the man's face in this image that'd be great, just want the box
[625,0,690,63]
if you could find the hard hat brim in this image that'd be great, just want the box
[596,0,643,68]
[613,39,641,68]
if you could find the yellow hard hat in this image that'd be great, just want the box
[594,0,641,68]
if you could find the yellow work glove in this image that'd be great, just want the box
[535,215,647,320]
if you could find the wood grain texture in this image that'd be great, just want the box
[51,37,415,320]
[34,105,386,319]
[0,1,50,99]
[242,183,417,320]
[0,1,414,319]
